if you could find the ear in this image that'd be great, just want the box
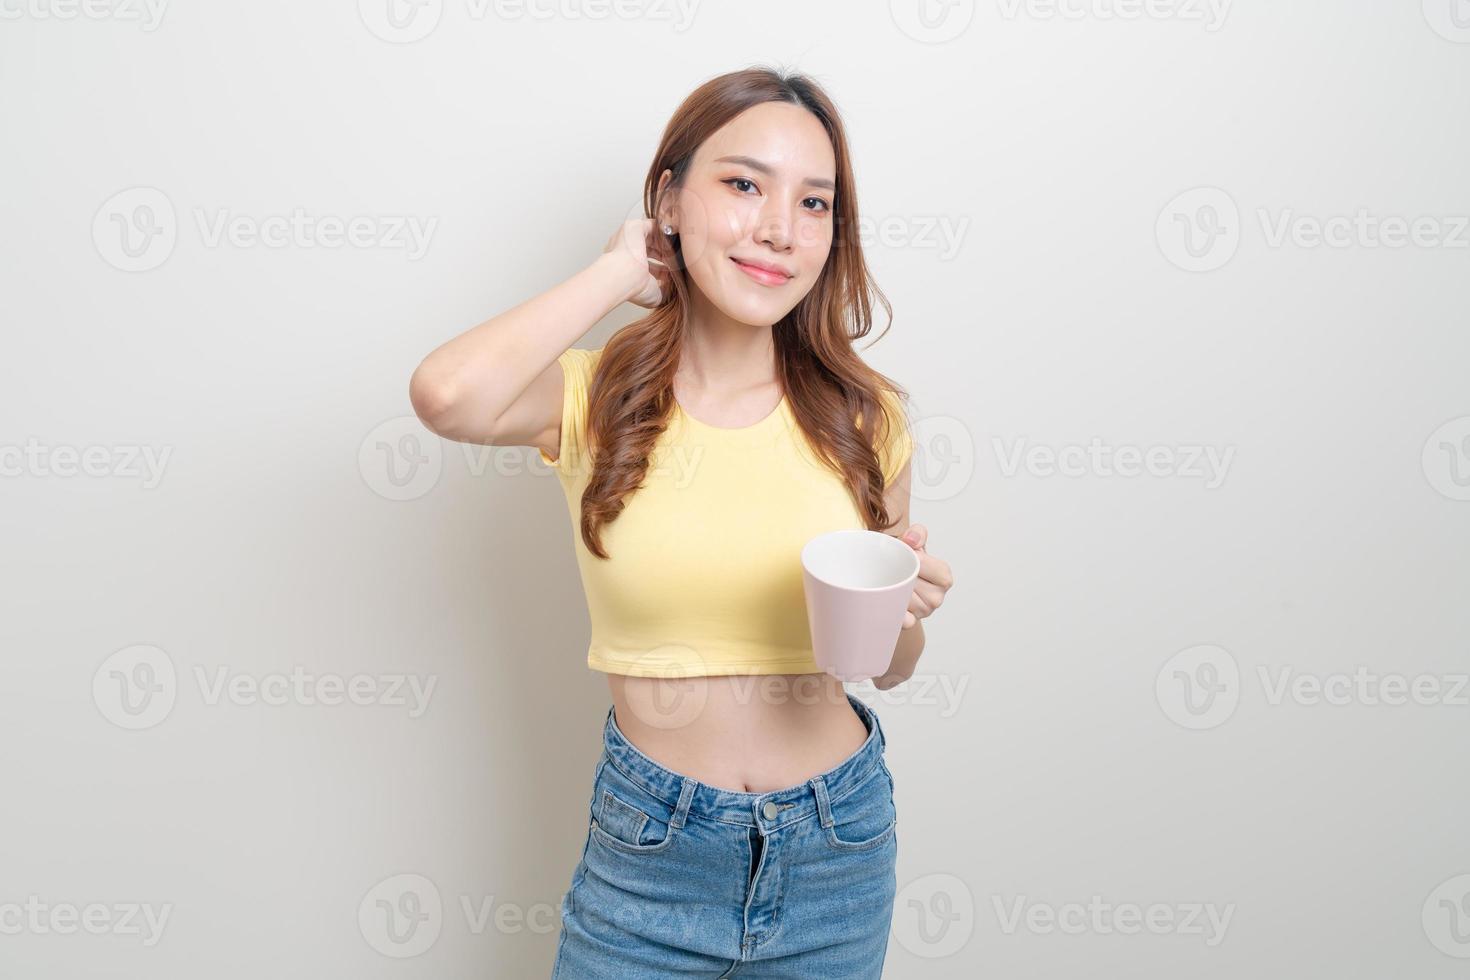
[654,169,679,229]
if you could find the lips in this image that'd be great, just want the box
[731,257,792,286]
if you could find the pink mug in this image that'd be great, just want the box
[800,529,920,682]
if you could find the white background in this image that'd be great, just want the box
[2,0,1469,976]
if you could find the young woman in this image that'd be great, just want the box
[410,66,955,978]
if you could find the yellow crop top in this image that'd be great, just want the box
[539,346,914,678]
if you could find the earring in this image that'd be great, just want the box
[662,224,674,235]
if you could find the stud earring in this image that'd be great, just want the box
[662,224,674,235]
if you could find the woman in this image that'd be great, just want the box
[410,66,955,978]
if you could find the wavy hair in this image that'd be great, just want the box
[577,66,908,560]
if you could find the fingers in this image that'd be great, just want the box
[614,217,654,257]
[917,554,953,591]
[912,578,943,613]
[901,523,928,551]
[902,586,930,629]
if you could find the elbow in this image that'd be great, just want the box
[408,363,457,434]
[871,671,908,692]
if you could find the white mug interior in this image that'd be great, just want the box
[802,529,919,591]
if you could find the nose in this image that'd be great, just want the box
[756,202,792,251]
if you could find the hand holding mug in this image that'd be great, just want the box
[897,523,953,630]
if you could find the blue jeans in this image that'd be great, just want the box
[552,692,898,978]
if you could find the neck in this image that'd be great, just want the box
[682,286,779,391]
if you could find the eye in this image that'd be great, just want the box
[722,178,831,215]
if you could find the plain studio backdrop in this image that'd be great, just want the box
[3,2,1468,977]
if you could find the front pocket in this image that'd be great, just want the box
[824,767,897,851]
[591,787,677,854]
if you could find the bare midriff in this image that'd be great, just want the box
[605,672,870,794]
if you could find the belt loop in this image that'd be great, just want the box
[669,777,697,829]
[810,775,835,829]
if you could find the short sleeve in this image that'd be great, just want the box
[874,387,914,488]
[538,346,602,472]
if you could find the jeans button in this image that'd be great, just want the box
[761,802,778,820]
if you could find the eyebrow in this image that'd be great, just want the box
[713,155,836,191]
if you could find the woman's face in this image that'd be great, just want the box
[660,102,837,327]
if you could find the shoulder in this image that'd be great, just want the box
[853,383,913,487]
[876,385,909,425]
[875,386,913,486]
[559,345,605,369]
[859,384,911,435]
[557,346,605,389]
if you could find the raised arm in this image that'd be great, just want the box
[407,219,665,453]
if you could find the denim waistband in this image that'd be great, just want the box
[601,691,887,833]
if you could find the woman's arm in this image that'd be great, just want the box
[873,456,925,691]
[876,621,925,692]
[408,248,644,449]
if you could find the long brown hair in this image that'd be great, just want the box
[578,66,908,560]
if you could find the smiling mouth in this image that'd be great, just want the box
[731,257,792,285]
